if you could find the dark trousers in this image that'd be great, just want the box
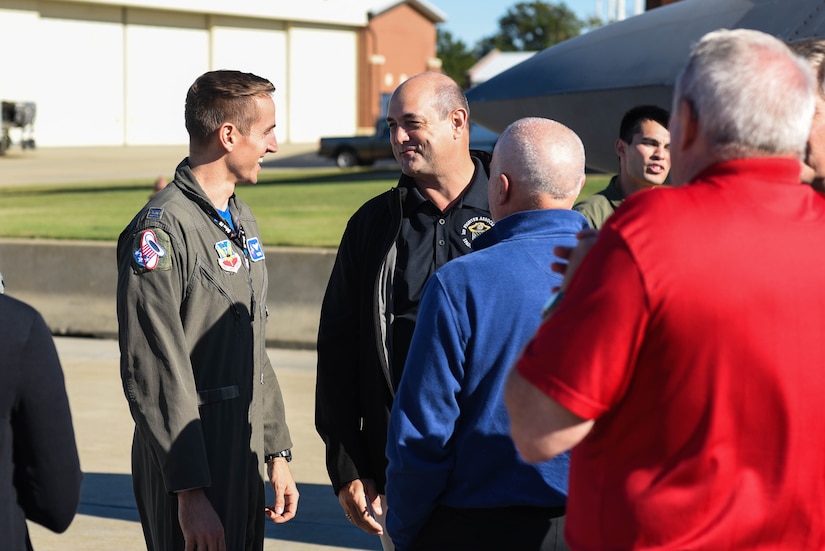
[408,505,569,551]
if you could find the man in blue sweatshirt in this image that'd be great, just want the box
[385,117,588,551]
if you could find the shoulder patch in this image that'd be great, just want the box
[147,207,164,220]
[131,228,172,273]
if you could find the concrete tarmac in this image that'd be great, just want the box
[27,336,381,551]
[0,142,327,187]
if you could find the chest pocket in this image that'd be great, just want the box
[181,255,253,390]
[181,254,248,330]
[197,260,240,314]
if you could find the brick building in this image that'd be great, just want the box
[360,1,445,128]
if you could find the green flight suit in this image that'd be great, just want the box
[117,159,291,550]
[573,175,626,229]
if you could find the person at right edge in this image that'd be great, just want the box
[790,37,825,192]
[506,28,825,549]
[315,71,493,551]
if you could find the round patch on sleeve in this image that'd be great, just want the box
[131,228,172,273]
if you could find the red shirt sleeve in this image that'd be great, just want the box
[515,226,649,420]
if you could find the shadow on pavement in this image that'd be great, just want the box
[80,472,380,549]
[78,473,140,522]
[264,482,381,549]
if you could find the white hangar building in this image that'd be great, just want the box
[0,0,426,148]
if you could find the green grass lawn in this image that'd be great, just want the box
[0,168,610,248]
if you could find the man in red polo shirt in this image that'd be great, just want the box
[505,28,825,550]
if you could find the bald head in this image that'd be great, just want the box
[391,72,470,120]
[488,117,585,221]
[386,72,475,192]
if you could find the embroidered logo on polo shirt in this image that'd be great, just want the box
[461,216,493,248]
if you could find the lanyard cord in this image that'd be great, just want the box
[191,193,248,256]
[188,189,257,321]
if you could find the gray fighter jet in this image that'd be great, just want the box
[466,0,825,172]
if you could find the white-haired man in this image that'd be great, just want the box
[506,28,825,549]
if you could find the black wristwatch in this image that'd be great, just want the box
[265,449,292,463]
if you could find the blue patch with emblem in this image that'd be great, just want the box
[147,207,164,220]
[247,237,265,262]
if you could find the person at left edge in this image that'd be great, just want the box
[1,293,82,550]
[117,69,298,551]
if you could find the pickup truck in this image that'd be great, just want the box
[318,119,498,168]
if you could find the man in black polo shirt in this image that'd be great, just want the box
[315,71,493,551]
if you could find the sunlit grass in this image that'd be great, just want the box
[0,168,610,248]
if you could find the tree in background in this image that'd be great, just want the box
[478,1,584,54]
[438,29,477,88]
[438,1,602,88]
